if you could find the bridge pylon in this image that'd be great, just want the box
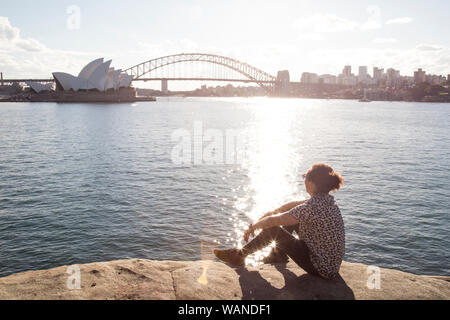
[161,79,168,95]
[274,70,291,96]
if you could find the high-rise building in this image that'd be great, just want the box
[358,66,368,84]
[337,65,357,86]
[373,67,384,83]
[358,66,368,77]
[414,68,426,83]
[343,65,352,77]
[386,68,400,85]
[301,72,319,84]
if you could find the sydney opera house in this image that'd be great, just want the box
[21,58,155,102]
[27,58,133,93]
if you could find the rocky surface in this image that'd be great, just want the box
[0,259,448,300]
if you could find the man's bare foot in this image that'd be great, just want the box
[213,248,245,267]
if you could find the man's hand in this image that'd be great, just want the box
[243,224,255,243]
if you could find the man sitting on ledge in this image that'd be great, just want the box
[214,163,345,280]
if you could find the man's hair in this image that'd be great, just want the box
[306,163,344,193]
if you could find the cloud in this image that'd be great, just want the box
[293,6,414,38]
[361,5,382,31]
[386,17,413,25]
[0,16,46,52]
[297,33,323,41]
[292,13,359,34]
[15,38,46,52]
[416,44,442,51]
[293,5,384,37]
[361,20,382,31]
[0,16,103,78]
[133,38,203,58]
[372,38,398,44]
[0,16,20,40]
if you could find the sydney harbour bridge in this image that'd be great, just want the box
[2,53,290,95]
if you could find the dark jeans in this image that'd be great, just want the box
[242,225,322,278]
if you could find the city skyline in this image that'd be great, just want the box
[299,64,448,86]
[1,0,449,90]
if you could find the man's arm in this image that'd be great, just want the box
[258,200,307,220]
[243,212,299,242]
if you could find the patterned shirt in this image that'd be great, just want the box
[288,194,345,279]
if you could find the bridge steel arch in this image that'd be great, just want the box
[124,53,277,92]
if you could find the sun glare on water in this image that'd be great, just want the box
[230,100,310,266]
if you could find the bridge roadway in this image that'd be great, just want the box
[2,78,277,84]
[134,78,276,83]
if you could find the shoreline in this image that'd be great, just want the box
[0,87,156,103]
[1,95,448,103]
[0,95,156,103]
[0,259,448,300]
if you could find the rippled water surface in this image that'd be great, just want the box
[0,98,449,277]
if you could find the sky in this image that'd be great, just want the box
[1,0,449,89]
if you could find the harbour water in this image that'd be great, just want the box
[0,98,449,277]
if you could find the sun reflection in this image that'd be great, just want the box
[197,262,210,285]
[198,241,215,285]
[231,100,309,266]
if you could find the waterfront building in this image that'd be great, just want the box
[343,65,352,77]
[301,72,319,84]
[358,66,367,77]
[319,74,337,84]
[25,82,54,93]
[426,74,446,85]
[414,68,426,84]
[358,66,367,79]
[373,67,384,83]
[337,65,357,86]
[404,76,415,84]
[358,66,369,84]
[386,68,400,86]
[342,76,357,86]
[52,58,133,92]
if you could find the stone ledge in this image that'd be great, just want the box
[0,259,448,300]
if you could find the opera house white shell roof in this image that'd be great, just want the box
[52,58,133,92]
[25,81,53,93]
